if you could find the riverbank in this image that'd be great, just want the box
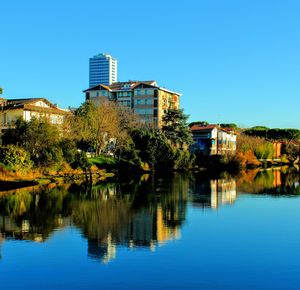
[0,164,114,190]
[0,153,298,188]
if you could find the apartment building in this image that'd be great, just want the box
[83,80,181,128]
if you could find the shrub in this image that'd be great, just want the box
[72,151,91,170]
[254,142,274,159]
[60,139,78,164]
[173,149,194,170]
[0,145,33,172]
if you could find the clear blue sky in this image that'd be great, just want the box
[1,0,299,128]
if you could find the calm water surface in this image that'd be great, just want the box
[0,168,300,289]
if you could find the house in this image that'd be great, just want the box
[0,98,70,132]
[190,124,237,155]
[83,80,181,128]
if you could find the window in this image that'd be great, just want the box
[135,108,153,115]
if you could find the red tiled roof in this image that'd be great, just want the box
[190,124,218,131]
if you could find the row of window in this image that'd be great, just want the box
[117,91,131,97]
[134,98,154,105]
[135,108,153,115]
[94,91,108,97]
[134,89,154,95]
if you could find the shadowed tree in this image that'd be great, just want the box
[162,109,193,148]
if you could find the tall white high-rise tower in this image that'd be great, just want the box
[89,53,118,87]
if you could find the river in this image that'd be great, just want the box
[0,167,299,289]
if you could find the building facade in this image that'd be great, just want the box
[191,124,237,155]
[0,98,70,132]
[89,53,118,87]
[83,80,181,128]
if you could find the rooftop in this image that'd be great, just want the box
[83,80,181,95]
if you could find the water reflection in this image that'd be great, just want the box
[189,176,236,209]
[237,167,300,195]
[0,168,299,263]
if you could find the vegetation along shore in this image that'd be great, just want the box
[0,96,299,186]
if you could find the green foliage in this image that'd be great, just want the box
[0,87,3,95]
[129,128,173,169]
[244,127,300,141]
[2,117,62,167]
[162,109,193,147]
[0,145,33,172]
[254,142,275,159]
[220,123,238,130]
[38,146,64,168]
[189,121,208,127]
[125,128,194,171]
[60,139,78,164]
[72,151,91,170]
[173,150,194,170]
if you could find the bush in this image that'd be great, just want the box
[0,145,33,172]
[60,139,78,164]
[173,149,194,170]
[37,146,64,168]
[254,142,274,159]
[72,151,91,170]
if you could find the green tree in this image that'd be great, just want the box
[162,109,193,148]
[0,87,3,95]
[189,121,208,127]
[2,117,62,167]
[220,123,238,130]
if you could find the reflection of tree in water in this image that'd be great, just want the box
[71,173,189,262]
[0,186,72,241]
[0,174,190,263]
[237,167,300,195]
[1,169,297,263]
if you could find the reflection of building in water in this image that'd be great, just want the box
[0,215,71,243]
[125,207,180,248]
[87,206,180,264]
[156,207,180,244]
[190,178,236,209]
[273,169,282,187]
[88,233,116,264]
[0,233,3,260]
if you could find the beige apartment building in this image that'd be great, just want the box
[83,80,181,128]
[0,98,70,132]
